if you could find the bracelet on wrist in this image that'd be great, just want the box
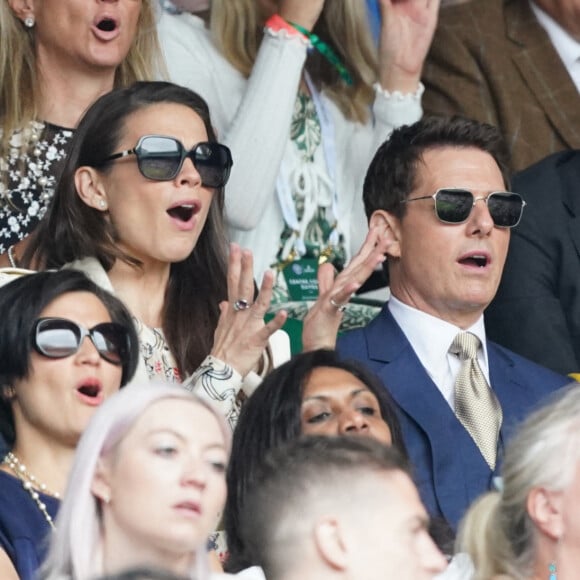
[286,19,353,86]
[264,14,307,39]
[374,81,425,101]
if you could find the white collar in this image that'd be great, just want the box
[530,1,580,71]
[389,295,488,365]
[388,295,489,406]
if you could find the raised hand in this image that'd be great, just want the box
[210,243,287,377]
[378,0,440,93]
[302,225,391,351]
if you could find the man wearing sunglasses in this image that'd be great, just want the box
[337,116,570,534]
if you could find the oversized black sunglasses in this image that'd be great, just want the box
[402,188,526,228]
[33,317,130,365]
[103,135,233,187]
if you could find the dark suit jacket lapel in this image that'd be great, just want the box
[558,154,580,259]
[505,0,580,149]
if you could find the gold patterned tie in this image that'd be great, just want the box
[450,332,502,469]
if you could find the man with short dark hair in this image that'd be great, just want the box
[337,116,570,531]
[240,436,447,580]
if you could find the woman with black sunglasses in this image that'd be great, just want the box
[0,269,139,580]
[23,81,288,430]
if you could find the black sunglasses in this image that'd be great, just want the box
[33,317,130,365]
[103,135,233,188]
[402,188,526,228]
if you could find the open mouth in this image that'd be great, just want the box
[459,254,489,268]
[96,17,117,32]
[167,204,197,223]
[77,384,101,398]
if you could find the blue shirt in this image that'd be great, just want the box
[366,0,381,43]
[0,469,60,580]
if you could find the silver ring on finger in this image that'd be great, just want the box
[329,297,347,313]
[233,298,251,312]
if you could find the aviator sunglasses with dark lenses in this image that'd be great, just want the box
[33,317,130,365]
[103,135,233,188]
[402,188,526,228]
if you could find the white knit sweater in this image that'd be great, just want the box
[158,12,423,277]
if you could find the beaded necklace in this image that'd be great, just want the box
[2,451,60,530]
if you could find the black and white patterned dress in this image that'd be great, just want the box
[0,121,74,253]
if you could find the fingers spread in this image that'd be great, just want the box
[317,262,337,295]
[227,243,242,303]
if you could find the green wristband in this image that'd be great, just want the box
[287,20,354,86]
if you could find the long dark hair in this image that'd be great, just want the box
[224,349,407,572]
[0,269,139,447]
[24,81,229,376]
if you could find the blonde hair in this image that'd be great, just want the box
[0,0,164,149]
[209,0,377,123]
[457,383,580,580]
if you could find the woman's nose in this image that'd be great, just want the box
[338,410,369,435]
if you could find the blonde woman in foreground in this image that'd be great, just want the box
[457,383,580,580]
[42,382,234,580]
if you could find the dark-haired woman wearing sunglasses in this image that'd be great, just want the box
[23,81,289,430]
[0,269,139,580]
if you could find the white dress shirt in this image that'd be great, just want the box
[531,0,580,92]
[388,296,490,409]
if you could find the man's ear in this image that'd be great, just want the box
[369,209,401,259]
[7,0,35,22]
[75,167,109,212]
[313,517,349,571]
[527,487,564,540]
[90,459,113,505]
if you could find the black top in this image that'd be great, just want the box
[0,121,74,253]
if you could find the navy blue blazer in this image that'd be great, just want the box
[337,306,570,530]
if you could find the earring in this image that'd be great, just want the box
[24,16,35,28]
[103,492,111,504]
[98,199,107,210]
[549,562,557,580]
[2,385,16,401]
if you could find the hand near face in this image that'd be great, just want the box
[302,225,390,351]
[210,244,287,377]
[378,0,440,93]
[277,0,325,31]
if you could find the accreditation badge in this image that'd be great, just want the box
[282,258,319,301]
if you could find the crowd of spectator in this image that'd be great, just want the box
[1,1,580,580]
